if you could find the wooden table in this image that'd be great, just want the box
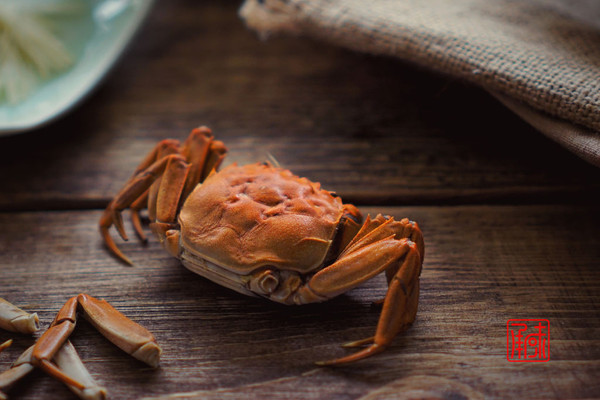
[2,1,599,399]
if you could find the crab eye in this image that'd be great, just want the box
[259,270,279,294]
[250,269,280,295]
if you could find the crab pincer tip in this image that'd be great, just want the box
[314,357,349,367]
[115,250,134,266]
[341,336,375,348]
[112,211,129,242]
[315,344,386,366]
[0,339,13,353]
[100,227,134,266]
[131,342,162,368]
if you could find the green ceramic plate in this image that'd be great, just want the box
[0,0,154,135]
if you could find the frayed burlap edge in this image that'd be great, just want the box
[240,0,600,167]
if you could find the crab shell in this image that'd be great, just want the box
[177,163,355,299]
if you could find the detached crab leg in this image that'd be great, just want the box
[25,294,160,392]
[0,298,38,400]
[0,298,39,334]
[0,346,35,400]
[8,294,161,393]
[0,295,153,399]
[53,341,108,400]
[0,343,107,400]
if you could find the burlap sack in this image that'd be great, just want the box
[240,0,600,167]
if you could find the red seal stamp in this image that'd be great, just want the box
[507,319,550,362]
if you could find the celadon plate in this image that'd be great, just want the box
[0,0,154,135]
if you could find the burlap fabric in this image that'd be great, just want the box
[240,0,600,167]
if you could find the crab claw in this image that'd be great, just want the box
[0,298,39,334]
[0,342,107,400]
[0,340,12,354]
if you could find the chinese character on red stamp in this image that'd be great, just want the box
[507,319,550,362]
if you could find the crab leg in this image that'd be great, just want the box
[100,154,188,264]
[130,139,182,242]
[341,215,424,299]
[28,294,160,392]
[149,128,225,239]
[130,191,151,243]
[131,139,182,180]
[0,298,39,334]
[106,154,187,240]
[33,294,161,368]
[341,215,424,262]
[180,126,214,199]
[294,214,423,366]
[102,138,181,252]
[329,204,363,259]
[100,127,228,264]
[306,237,421,366]
[0,346,35,399]
[149,155,191,240]
[53,341,108,400]
[0,342,107,400]
[201,140,228,180]
[130,136,227,243]
[31,297,79,387]
[146,144,184,225]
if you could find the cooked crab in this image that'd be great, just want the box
[0,294,160,400]
[100,126,424,365]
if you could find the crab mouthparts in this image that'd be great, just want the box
[179,247,259,298]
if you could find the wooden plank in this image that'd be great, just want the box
[1,0,599,210]
[1,205,598,399]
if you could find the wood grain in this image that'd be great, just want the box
[1,0,599,211]
[1,1,599,399]
[1,206,598,399]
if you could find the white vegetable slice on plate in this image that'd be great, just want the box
[0,0,155,134]
[0,0,84,104]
